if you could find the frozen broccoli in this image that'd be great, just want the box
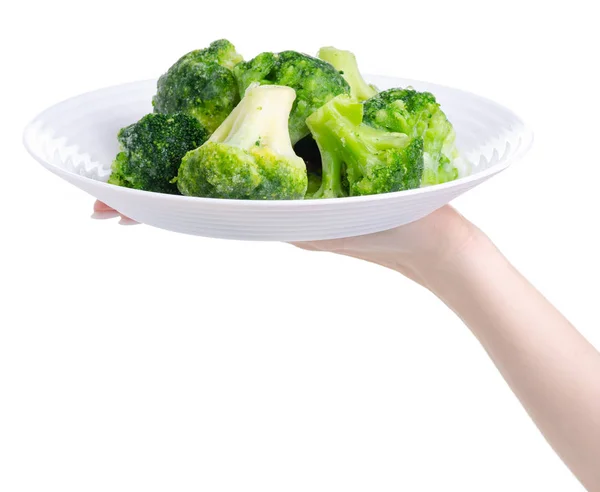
[363,88,468,185]
[177,85,308,200]
[234,51,350,144]
[108,113,209,194]
[317,46,378,101]
[306,94,423,198]
[153,39,243,133]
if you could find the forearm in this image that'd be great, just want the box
[296,206,600,487]
[419,233,600,491]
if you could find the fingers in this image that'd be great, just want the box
[91,200,139,225]
[118,216,139,226]
[93,200,115,213]
[91,200,120,219]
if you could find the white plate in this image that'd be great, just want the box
[23,75,532,241]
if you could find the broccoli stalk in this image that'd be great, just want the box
[306,95,423,197]
[177,85,308,200]
[317,47,378,101]
[234,51,350,144]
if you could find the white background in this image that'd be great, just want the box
[2,1,599,490]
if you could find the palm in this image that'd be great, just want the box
[93,200,476,286]
[292,205,477,286]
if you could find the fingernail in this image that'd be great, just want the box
[91,211,119,220]
[93,201,115,213]
[118,216,139,226]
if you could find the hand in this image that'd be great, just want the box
[92,200,479,285]
[293,205,482,288]
[91,200,138,225]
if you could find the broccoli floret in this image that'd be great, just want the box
[306,95,423,198]
[152,39,243,133]
[108,113,209,194]
[177,85,308,200]
[317,47,378,101]
[234,51,350,144]
[363,88,467,185]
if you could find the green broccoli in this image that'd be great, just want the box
[363,88,468,185]
[177,84,308,200]
[306,94,423,198]
[108,113,209,194]
[153,39,243,133]
[234,51,350,144]
[317,47,378,101]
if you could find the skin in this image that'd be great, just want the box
[93,200,600,490]
[91,200,136,225]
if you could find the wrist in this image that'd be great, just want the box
[417,227,509,319]
[412,218,498,294]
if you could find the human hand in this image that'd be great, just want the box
[90,199,479,287]
[292,205,482,288]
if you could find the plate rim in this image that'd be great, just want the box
[22,75,534,208]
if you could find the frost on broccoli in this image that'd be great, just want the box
[177,85,308,200]
[153,39,243,133]
[363,88,469,185]
[317,46,378,101]
[234,51,350,144]
[108,113,209,194]
[306,94,423,198]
